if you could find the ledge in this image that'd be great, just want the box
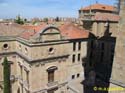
[0,52,69,64]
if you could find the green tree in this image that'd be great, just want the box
[24,18,27,22]
[43,18,48,23]
[15,16,24,25]
[3,57,11,93]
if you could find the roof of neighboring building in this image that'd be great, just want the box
[20,23,89,40]
[94,12,119,21]
[0,23,27,37]
[20,23,47,40]
[22,23,47,31]
[80,3,115,12]
[59,23,89,39]
[0,22,89,41]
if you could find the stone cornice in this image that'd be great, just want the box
[0,52,69,64]
[0,36,88,47]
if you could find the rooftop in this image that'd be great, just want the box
[0,23,27,37]
[0,22,89,41]
[59,23,89,39]
[20,23,89,40]
[80,3,116,12]
[94,12,119,21]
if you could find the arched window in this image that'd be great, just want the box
[38,26,61,42]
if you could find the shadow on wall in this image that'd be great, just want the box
[81,22,116,93]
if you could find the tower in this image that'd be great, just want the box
[110,0,125,87]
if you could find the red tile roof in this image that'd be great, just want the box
[80,3,115,12]
[59,23,89,39]
[20,23,89,40]
[20,23,47,39]
[94,12,119,21]
[22,23,47,32]
[0,23,27,36]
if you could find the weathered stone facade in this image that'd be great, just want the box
[79,1,125,93]
[0,23,89,93]
[110,0,125,88]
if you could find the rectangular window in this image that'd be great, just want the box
[26,71,29,84]
[72,54,75,63]
[77,74,80,78]
[78,54,81,61]
[73,42,76,51]
[78,42,81,50]
[20,66,23,77]
[72,75,75,79]
[48,71,54,83]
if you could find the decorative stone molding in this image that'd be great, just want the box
[0,52,69,64]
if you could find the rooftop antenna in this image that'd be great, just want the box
[96,0,98,4]
[90,0,92,14]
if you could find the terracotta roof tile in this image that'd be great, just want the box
[22,23,47,31]
[80,3,115,11]
[59,23,89,39]
[94,12,119,21]
[20,23,47,39]
[20,23,89,40]
[0,23,27,37]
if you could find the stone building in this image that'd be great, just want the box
[79,1,125,93]
[79,2,119,72]
[79,3,119,37]
[0,22,89,93]
[110,0,125,89]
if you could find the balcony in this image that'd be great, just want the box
[79,13,95,21]
[47,81,58,88]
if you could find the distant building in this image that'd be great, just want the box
[0,19,4,22]
[79,3,119,37]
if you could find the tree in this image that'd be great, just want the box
[3,57,11,93]
[15,15,24,25]
[55,16,60,22]
[43,18,48,23]
[24,18,27,22]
